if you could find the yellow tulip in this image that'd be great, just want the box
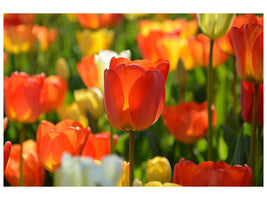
[117,161,130,186]
[56,58,70,81]
[197,13,235,39]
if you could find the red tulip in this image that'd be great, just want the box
[4,141,12,170]
[43,75,68,113]
[104,57,169,131]
[4,140,45,186]
[81,131,118,160]
[173,158,253,186]
[4,72,45,123]
[217,14,263,55]
[240,80,263,126]
[36,119,91,172]
[231,23,263,83]
[77,55,99,88]
[4,13,35,27]
[162,101,217,144]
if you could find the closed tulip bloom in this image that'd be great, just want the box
[43,75,68,113]
[231,23,263,83]
[76,29,114,56]
[4,141,12,170]
[56,57,70,81]
[4,24,36,54]
[146,156,172,183]
[162,101,217,144]
[36,119,91,173]
[197,13,235,39]
[173,158,253,186]
[4,140,45,186]
[4,72,45,123]
[57,102,88,128]
[33,25,57,51]
[217,14,263,55]
[240,80,263,126]
[181,34,229,70]
[104,57,169,131]
[137,30,187,71]
[81,131,118,160]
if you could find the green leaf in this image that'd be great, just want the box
[233,131,250,165]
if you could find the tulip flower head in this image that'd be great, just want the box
[173,158,253,186]
[4,72,45,123]
[56,58,70,81]
[104,57,169,131]
[231,23,263,83]
[4,140,45,186]
[33,25,57,51]
[4,141,12,171]
[163,101,217,144]
[197,13,235,39]
[36,119,91,173]
[54,153,123,186]
[146,156,172,183]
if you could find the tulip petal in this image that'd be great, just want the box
[252,32,263,83]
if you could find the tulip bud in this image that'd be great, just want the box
[74,87,104,119]
[197,14,235,39]
[146,156,172,183]
[56,58,70,81]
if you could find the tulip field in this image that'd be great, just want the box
[3,12,264,189]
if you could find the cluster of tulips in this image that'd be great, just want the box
[3,13,263,187]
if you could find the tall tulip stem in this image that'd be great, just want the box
[207,39,214,161]
[129,130,135,186]
[249,83,259,177]
[19,123,26,186]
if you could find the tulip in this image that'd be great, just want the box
[144,181,181,187]
[4,141,12,170]
[173,158,253,186]
[33,25,57,51]
[217,14,263,55]
[181,33,229,70]
[163,101,217,144]
[4,13,34,27]
[76,29,114,56]
[36,119,91,173]
[117,161,130,186]
[57,102,88,128]
[43,75,68,113]
[197,14,235,39]
[231,23,263,83]
[81,131,118,161]
[4,140,45,186]
[4,24,36,54]
[77,50,131,92]
[3,117,8,131]
[146,156,172,183]
[54,153,123,186]
[241,80,263,126]
[104,57,169,131]
[56,57,70,81]
[4,72,45,123]
[76,14,124,29]
[137,30,187,71]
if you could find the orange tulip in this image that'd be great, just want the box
[76,13,124,29]
[81,131,118,161]
[33,25,57,51]
[4,140,45,186]
[3,117,8,131]
[4,72,45,123]
[43,75,68,113]
[217,14,263,55]
[173,158,253,186]
[104,57,169,131]
[231,23,263,83]
[36,119,91,173]
[162,101,217,144]
[4,13,35,27]
[4,24,36,54]
[4,141,12,170]
[241,80,263,126]
[77,55,99,88]
[137,30,186,71]
[181,33,229,70]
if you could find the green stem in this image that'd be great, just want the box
[188,144,197,163]
[255,125,263,185]
[19,123,26,186]
[129,130,135,186]
[207,39,214,161]
[249,83,259,177]
[232,56,237,114]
